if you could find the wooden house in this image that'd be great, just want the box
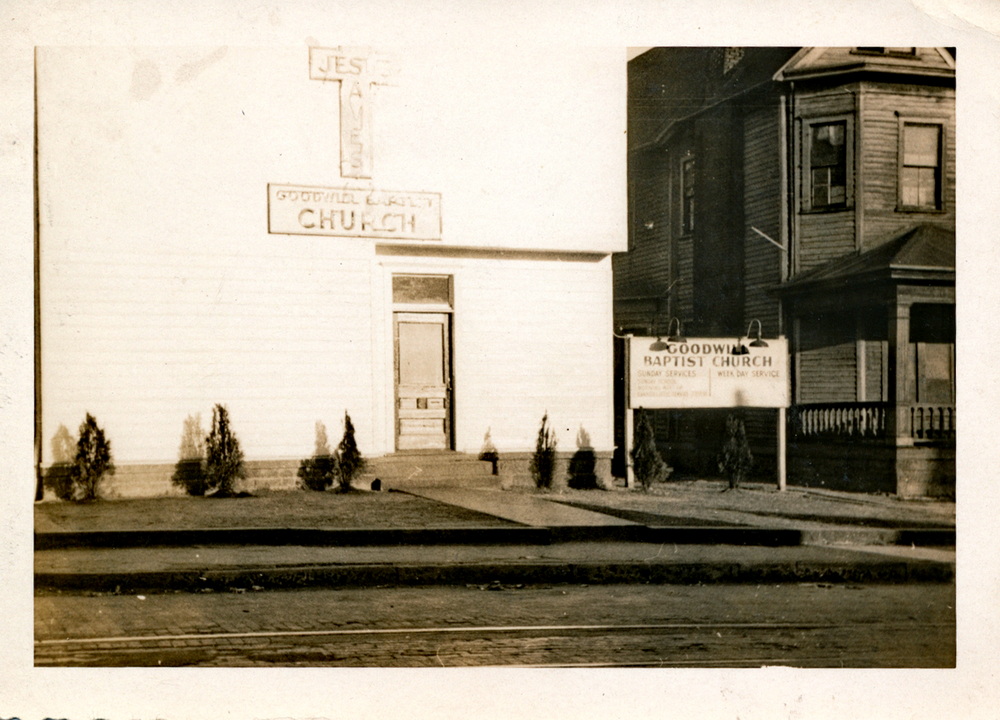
[618,47,955,497]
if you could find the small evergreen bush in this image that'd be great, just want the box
[530,412,558,489]
[567,427,599,490]
[65,413,115,502]
[630,410,671,489]
[204,403,246,497]
[171,414,208,496]
[718,413,753,490]
[335,411,365,492]
[298,421,338,491]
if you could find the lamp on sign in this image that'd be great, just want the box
[649,317,686,351]
[732,319,768,355]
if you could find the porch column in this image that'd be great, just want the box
[885,296,913,445]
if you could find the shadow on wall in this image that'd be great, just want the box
[171,413,207,496]
[41,424,75,500]
[567,426,599,489]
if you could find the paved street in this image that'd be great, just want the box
[35,582,955,667]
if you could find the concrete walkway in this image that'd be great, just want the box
[403,488,639,528]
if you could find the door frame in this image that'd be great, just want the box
[393,310,454,451]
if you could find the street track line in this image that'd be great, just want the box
[35,621,952,647]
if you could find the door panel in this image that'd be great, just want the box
[395,313,451,450]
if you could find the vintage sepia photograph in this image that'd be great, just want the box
[5,1,1000,718]
[32,44,956,669]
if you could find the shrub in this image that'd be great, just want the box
[204,403,246,497]
[65,413,115,502]
[718,413,753,490]
[478,428,499,475]
[567,426,599,490]
[630,411,671,489]
[171,414,208,496]
[335,411,365,492]
[529,412,558,489]
[298,421,338,491]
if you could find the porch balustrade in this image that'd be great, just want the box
[792,402,955,443]
[907,404,956,441]
[792,402,888,440]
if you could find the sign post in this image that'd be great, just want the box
[626,335,790,490]
[623,335,635,489]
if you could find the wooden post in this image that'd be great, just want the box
[777,406,786,491]
[624,335,635,489]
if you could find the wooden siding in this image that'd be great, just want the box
[865,340,886,401]
[41,239,377,465]
[38,46,624,471]
[857,84,956,248]
[614,151,671,309]
[43,249,616,466]
[451,255,614,455]
[797,315,858,402]
[691,107,744,336]
[742,103,784,332]
[798,343,857,402]
[794,88,859,275]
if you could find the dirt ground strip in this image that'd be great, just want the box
[34,490,520,533]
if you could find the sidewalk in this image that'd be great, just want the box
[34,481,955,592]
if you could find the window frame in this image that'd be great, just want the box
[852,47,917,57]
[897,118,945,212]
[802,115,854,213]
[679,154,696,235]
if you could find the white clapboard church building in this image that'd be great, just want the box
[36,46,625,497]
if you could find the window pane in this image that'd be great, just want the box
[812,168,830,206]
[904,125,940,167]
[901,167,919,206]
[901,164,939,207]
[681,157,695,232]
[917,168,937,206]
[810,122,847,207]
[393,275,451,305]
[398,322,444,385]
[811,124,844,165]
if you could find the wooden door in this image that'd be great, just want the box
[394,312,451,450]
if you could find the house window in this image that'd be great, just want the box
[900,122,942,210]
[853,47,916,56]
[809,121,847,209]
[681,156,695,234]
[723,47,744,74]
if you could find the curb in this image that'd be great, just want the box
[34,526,551,550]
[35,525,956,550]
[34,557,955,594]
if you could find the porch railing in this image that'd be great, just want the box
[792,402,955,443]
[908,404,956,441]
[792,402,888,440]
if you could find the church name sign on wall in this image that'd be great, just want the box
[629,336,790,409]
[269,47,442,242]
[268,184,442,240]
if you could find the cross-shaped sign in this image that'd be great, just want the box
[309,46,398,179]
